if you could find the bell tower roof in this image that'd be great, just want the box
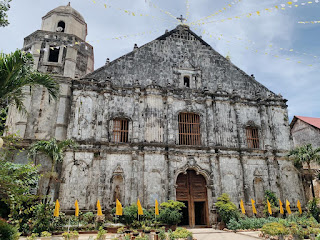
[41,2,87,40]
[43,2,85,24]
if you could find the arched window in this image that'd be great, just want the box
[246,127,259,149]
[178,113,201,145]
[113,119,129,143]
[184,76,190,88]
[57,21,65,32]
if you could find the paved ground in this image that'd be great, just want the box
[19,228,262,239]
[190,228,262,240]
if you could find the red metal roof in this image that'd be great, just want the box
[295,116,320,129]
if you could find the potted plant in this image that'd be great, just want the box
[40,231,52,240]
[96,226,107,240]
[132,230,139,237]
[144,227,151,234]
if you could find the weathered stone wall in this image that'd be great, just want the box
[57,26,304,225]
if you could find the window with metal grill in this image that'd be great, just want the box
[178,113,201,145]
[246,127,259,149]
[113,119,129,143]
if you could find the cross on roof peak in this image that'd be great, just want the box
[177,15,186,24]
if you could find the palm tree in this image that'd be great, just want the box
[29,138,77,203]
[288,144,320,198]
[0,50,59,112]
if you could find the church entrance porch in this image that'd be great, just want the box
[176,170,209,227]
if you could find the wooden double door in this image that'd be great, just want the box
[176,170,209,227]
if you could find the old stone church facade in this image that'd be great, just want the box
[5,4,305,226]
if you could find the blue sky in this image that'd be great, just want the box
[1,0,319,121]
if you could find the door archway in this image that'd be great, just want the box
[176,170,209,227]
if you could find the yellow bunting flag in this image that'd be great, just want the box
[297,200,302,214]
[267,200,272,215]
[137,199,143,215]
[97,200,103,216]
[240,199,246,214]
[116,199,123,216]
[75,200,79,217]
[155,199,159,215]
[53,199,60,217]
[286,200,292,215]
[251,199,257,214]
[279,199,284,214]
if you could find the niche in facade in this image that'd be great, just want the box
[111,175,124,204]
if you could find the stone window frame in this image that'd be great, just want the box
[43,42,64,66]
[178,112,201,146]
[110,117,132,143]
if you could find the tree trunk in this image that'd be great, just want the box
[308,164,315,198]
[44,176,53,204]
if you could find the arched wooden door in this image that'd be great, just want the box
[176,170,209,227]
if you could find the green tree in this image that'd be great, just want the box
[29,138,77,203]
[0,50,59,112]
[288,144,320,198]
[0,160,40,220]
[215,193,239,224]
[0,0,11,27]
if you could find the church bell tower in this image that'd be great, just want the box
[5,3,94,140]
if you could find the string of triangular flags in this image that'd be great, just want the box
[192,26,318,67]
[191,0,242,25]
[144,0,179,23]
[90,0,176,25]
[298,20,320,24]
[190,0,320,26]
[185,0,190,21]
[194,27,320,62]
[242,199,303,215]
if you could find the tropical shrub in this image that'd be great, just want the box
[158,227,166,240]
[261,222,288,236]
[169,227,192,239]
[112,204,140,226]
[160,200,185,211]
[81,211,95,224]
[227,216,279,230]
[308,198,320,222]
[0,219,20,240]
[158,207,183,225]
[215,193,239,224]
[26,233,38,240]
[96,226,107,239]
[41,231,52,237]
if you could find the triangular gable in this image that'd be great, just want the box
[291,116,320,130]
